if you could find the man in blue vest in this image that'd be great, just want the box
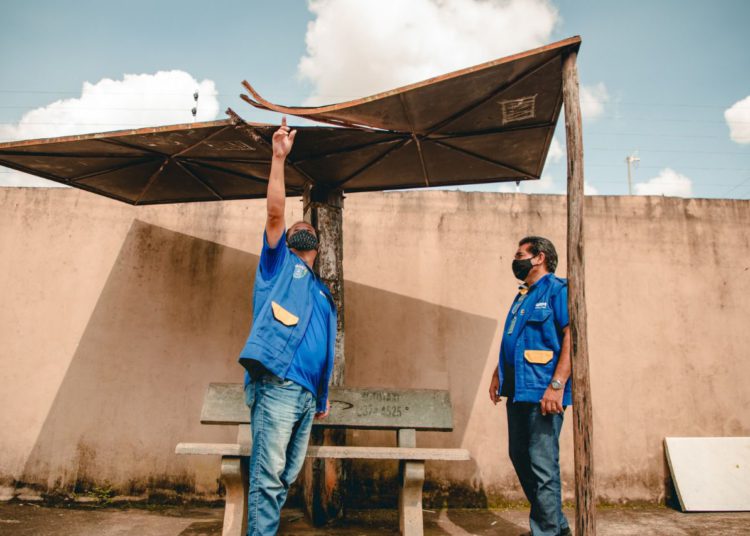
[238,117,337,535]
[489,236,572,536]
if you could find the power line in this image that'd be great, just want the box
[4,117,748,137]
[586,147,749,156]
[613,101,750,110]
[589,116,750,125]
[1,168,748,179]
[586,164,750,172]
[0,105,205,111]
[0,89,747,108]
[587,132,727,140]
[3,113,749,126]
[0,130,747,158]
[721,175,750,196]
[2,117,750,144]
[3,107,750,125]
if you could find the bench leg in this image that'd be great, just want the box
[399,460,425,536]
[221,456,248,536]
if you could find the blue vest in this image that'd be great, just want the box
[238,248,337,413]
[500,275,572,406]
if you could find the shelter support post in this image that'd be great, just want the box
[301,184,346,525]
[562,49,597,535]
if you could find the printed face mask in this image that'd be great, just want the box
[287,229,319,251]
[512,257,535,281]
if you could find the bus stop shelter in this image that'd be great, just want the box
[0,36,596,535]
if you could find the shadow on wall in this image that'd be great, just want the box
[17,219,498,506]
[344,280,499,507]
[19,220,258,495]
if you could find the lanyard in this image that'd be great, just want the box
[506,286,529,336]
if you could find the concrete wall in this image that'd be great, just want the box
[1,187,748,505]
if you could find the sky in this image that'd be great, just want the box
[1,0,748,198]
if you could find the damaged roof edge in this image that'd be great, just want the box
[241,36,581,116]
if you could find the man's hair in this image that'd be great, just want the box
[519,236,558,273]
[286,221,316,240]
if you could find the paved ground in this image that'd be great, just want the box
[1,503,749,535]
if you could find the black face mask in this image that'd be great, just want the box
[512,257,536,281]
[287,229,319,251]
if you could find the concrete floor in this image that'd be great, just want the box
[1,503,749,535]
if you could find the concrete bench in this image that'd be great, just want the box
[176,382,470,536]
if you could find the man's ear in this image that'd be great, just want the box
[536,251,546,267]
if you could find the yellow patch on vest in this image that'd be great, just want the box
[271,301,299,327]
[523,350,553,365]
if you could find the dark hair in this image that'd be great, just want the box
[286,221,316,240]
[519,236,558,273]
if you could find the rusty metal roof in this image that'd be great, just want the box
[0,36,580,205]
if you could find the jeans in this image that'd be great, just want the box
[245,374,316,535]
[507,401,569,536]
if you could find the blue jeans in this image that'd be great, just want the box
[507,401,569,536]
[245,374,316,536]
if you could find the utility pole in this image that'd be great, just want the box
[625,151,640,195]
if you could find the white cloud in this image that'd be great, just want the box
[495,173,562,194]
[634,168,693,197]
[546,136,564,164]
[0,70,220,187]
[299,0,559,105]
[448,173,598,195]
[724,95,750,144]
[580,82,609,121]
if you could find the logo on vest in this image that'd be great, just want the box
[293,264,309,279]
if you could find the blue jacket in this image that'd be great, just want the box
[499,274,572,406]
[238,240,337,413]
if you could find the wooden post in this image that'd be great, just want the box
[301,184,346,525]
[562,48,597,535]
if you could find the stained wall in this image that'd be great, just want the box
[1,187,748,504]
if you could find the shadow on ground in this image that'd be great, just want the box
[3,504,750,536]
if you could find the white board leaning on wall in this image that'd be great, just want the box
[665,437,750,512]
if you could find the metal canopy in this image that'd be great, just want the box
[0,36,580,205]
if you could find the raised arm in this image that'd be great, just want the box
[266,117,297,248]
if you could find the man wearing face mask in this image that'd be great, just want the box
[237,117,337,535]
[488,236,572,536]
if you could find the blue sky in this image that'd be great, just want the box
[1,0,748,198]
